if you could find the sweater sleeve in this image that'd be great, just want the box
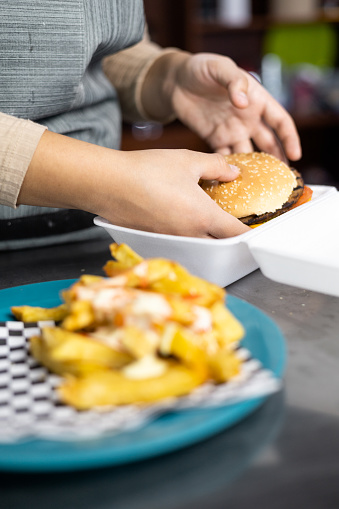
[102,32,178,124]
[0,113,47,208]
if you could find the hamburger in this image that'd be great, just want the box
[200,152,313,226]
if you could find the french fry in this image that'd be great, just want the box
[11,304,68,323]
[61,300,96,331]
[62,275,104,305]
[208,350,242,383]
[59,361,207,409]
[15,242,246,410]
[159,324,207,372]
[104,244,225,306]
[149,263,225,307]
[210,301,245,348]
[165,295,196,326]
[79,275,104,285]
[119,325,159,358]
[103,243,143,276]
[30,327,133,375]
[110,242,143,267]
[105,258,174,289]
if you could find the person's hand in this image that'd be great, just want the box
[18,131,250,238]
[142,52,301,162]
[99,148,250,238]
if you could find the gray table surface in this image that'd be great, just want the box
[1,236,339,509]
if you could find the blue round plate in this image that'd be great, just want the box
[0,280,286,472]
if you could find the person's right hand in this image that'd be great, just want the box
[98,148,250,238]
[18,131,250,238]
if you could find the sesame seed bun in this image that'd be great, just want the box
[201,152,304,226]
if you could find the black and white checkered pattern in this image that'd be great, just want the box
[0,321,57,413]
[0,321,281,443]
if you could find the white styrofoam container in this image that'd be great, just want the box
[247,186,339,297]
[94,185,339,296]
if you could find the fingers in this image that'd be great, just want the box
[227,77,249,109]
[277,123,302,162]
[183,185,251,239]
[204,122,253,155]
[207,209,251,238]
[200,191,251,238]
[232,139,254,154]
[209,128,253,155]
[206,55,249,109]
[197,152,240,182]
[114,148,249,239]
[194,158,250,238]
[237,72,301,161]
[262,101,302,161]
[217,146,232,156]
[251,123,287,161]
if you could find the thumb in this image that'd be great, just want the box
[206,56,249,108]
[198,152,240,182]
[227,75,249,109]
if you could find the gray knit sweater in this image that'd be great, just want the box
[0,0,144,247]
[1,0,144,145]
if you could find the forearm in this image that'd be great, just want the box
[17,131,122,216]
[17,130,249,239]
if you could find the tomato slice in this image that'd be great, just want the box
[291,185,313,209]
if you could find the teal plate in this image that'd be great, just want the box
[0,280,286,472]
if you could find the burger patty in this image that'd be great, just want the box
[240,169,304,225]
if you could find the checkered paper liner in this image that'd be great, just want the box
[0,321,281,443]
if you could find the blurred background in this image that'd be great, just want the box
[122,0,339,189]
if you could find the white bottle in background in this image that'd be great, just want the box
[216,0,252,27]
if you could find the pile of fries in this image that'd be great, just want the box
[11,244,245,410]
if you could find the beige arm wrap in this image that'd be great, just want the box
[102,36,179,124]
[0,113,47,208]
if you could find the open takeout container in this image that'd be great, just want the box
[94,185,339,297]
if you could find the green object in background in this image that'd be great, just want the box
[264,23,337,67]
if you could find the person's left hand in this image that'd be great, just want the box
[166,52,301,161]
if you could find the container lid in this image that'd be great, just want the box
[246,189,339,297]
